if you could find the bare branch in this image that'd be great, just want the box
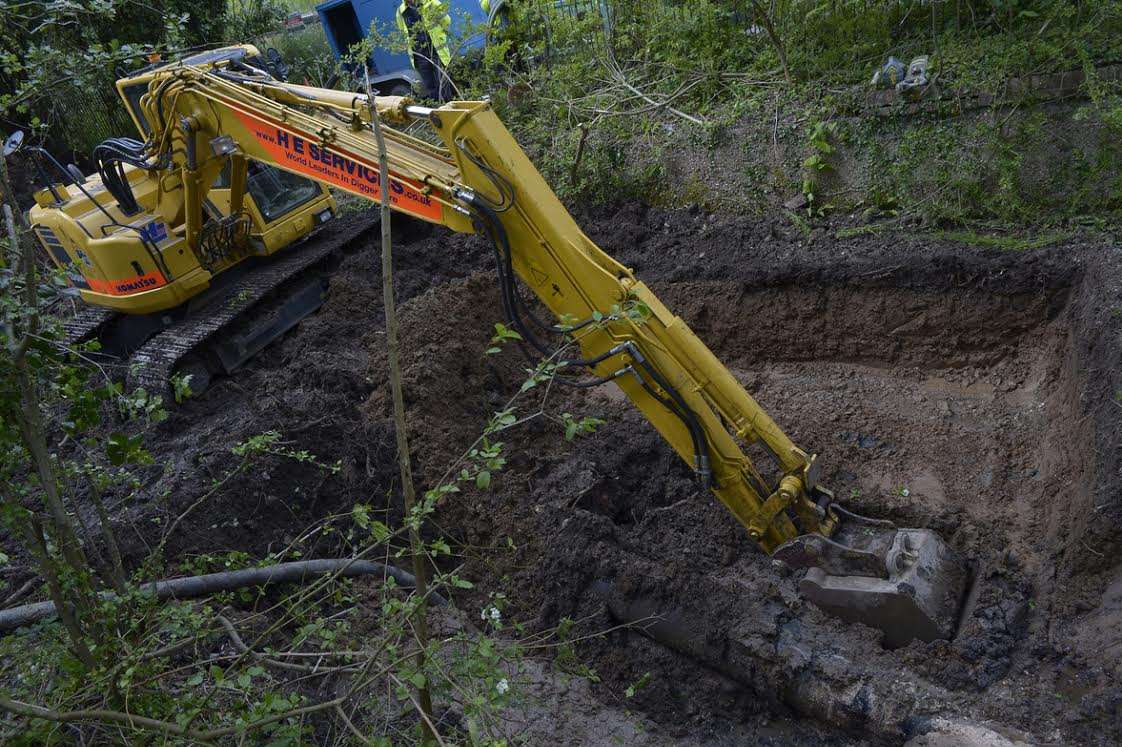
[216,614,361,675]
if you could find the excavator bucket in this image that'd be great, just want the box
[773,511,969,649]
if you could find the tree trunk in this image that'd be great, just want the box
[3,164,98,666]
[364,68,437,743]
[749,0,792,83]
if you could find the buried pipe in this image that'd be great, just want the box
[591,580,1031,745]
[0,559,445,634]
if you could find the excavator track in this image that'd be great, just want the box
[126,214,378,395]
[59,214,378,396]
[62,306,116,346]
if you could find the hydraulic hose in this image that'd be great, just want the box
[623,342,713,487]
[461,192,555,356]
[0,559,445,633]
[29,145,174,283]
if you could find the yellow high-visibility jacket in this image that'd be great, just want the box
[396,0,452,66]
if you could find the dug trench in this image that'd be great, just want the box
[108,205,1120,743]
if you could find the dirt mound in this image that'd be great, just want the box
[128,214,492,560]
[106,203,1122,743]
[360,273,523,478]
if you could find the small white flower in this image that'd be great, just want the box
[480,606,501,622]
[901,488,910,497]
[495,678,509,694]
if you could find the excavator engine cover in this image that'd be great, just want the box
[774,518,968,649]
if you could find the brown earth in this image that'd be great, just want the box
[39,204,1122,743]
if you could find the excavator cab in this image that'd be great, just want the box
[113,48,336,261]
[24,46,337,317]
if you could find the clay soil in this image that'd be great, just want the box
[78,205,1122,743]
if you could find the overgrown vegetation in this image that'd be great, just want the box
[257,25,337,88]
[462,0,1122,227]
[0,0,289,155]
[10,0,1119,225]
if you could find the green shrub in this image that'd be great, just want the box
[255,26,338,87]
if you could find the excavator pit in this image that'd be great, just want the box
[117,205,1110,741]
[512,244,1089,738]
[652,276,1066,644]
[506,252,1078,672]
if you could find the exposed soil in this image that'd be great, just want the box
[29,204,1122,743]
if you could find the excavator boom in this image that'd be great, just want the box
[30,51,968,646]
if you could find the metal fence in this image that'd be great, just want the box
[552,0,614,34]
[41,76,137,162]
[521,0,615,63]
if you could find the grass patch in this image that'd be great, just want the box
[785,210,812,237]
[835,224,892,239]
[937,229,1072,252]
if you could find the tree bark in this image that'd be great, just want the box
[89,482,127,594]
[25,518,95,667]
[2,196,97,664]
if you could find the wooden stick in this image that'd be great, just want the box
[363,65,436,743]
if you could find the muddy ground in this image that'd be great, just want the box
[39,204,1122,742]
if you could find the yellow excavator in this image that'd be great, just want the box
[21,45,968,647]
[17,48,343,394]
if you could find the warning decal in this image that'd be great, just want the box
[232,109,443,223]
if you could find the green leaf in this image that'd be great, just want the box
[106,432,150,466]
[625,672,651,698]
[408,672,427,689]
[490,323,523,343]
[106,433,128,465]
[370,520,391,541]
[476,470,491,489]
[353,504,370,529]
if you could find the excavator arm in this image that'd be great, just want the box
[128,56,966,646]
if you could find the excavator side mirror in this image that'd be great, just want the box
[265,48,289,82]
[3,130,25,157]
